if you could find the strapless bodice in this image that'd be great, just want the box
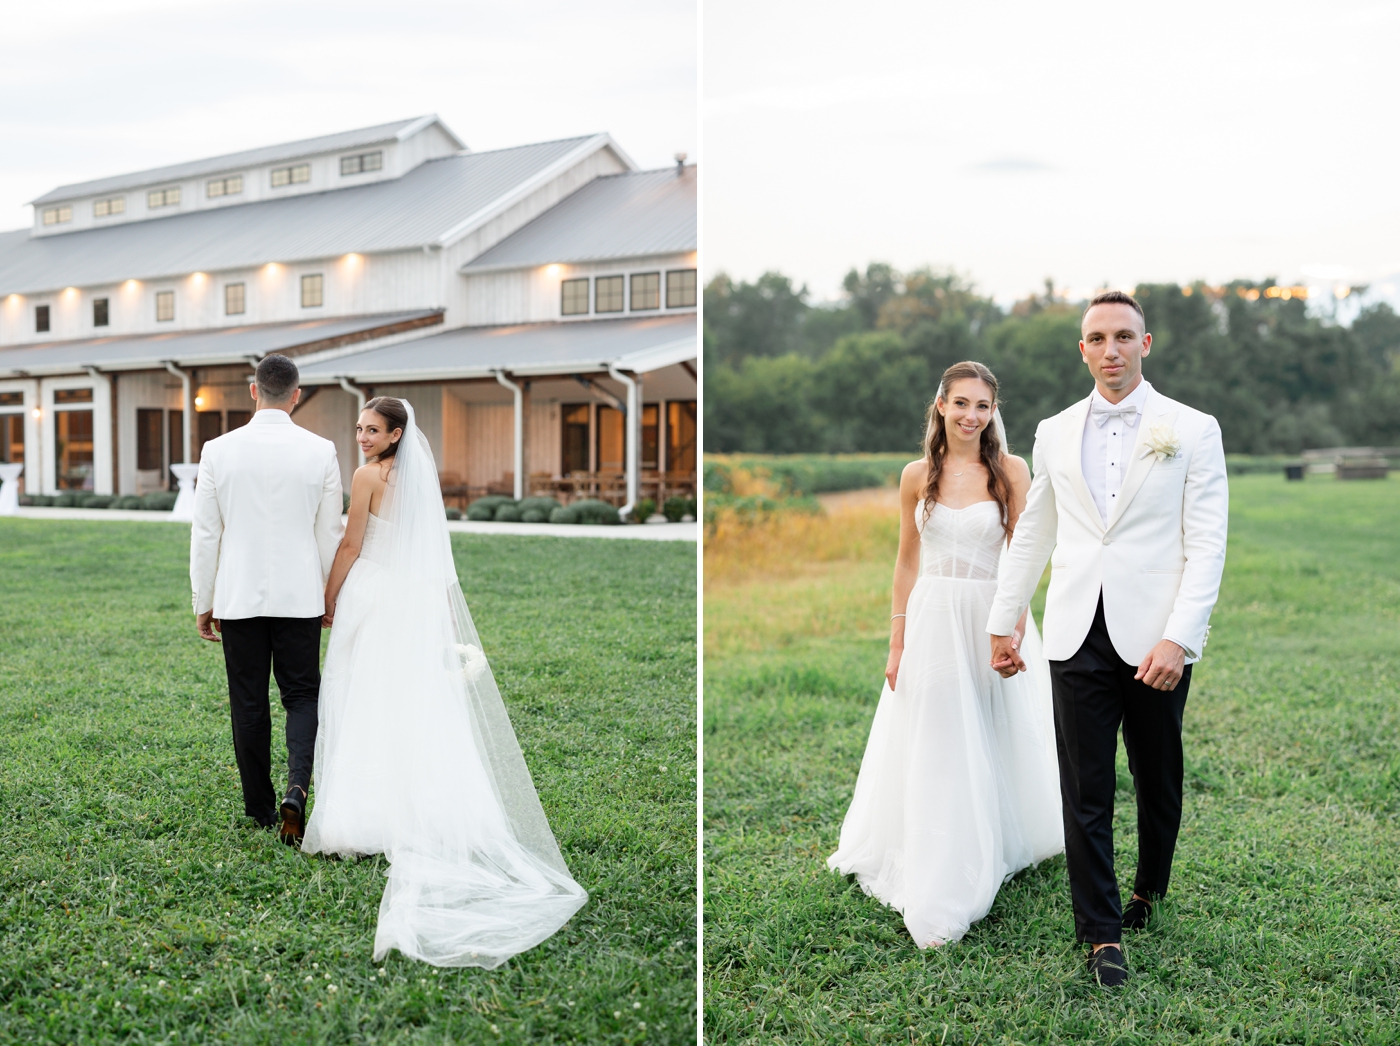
[915,500,1005,581]
[360,511,393,565]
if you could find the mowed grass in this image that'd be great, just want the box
[0,520,696,1045]
[703,474,1400,1044]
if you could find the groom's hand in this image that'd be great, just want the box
[989,634,1026,677]
[197,611,222,643]
[1136,640,1185,691]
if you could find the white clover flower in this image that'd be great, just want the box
[328,984,338,993]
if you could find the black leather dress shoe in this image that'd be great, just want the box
[279,786,307,847]
[1087,945,1129,987]
[1123,896,1153,930]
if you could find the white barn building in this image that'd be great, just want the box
[0,116,697,514]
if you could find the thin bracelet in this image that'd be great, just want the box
[891,613,906,620]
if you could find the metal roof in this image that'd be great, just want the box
[0,311,441,378]
[32,116,462,205]
[462,165,696,272]
[0,136,610,297]
[297,314,696,383]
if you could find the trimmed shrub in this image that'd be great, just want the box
[467,495,515,521]
[519,495,561,516]
[634,498,657,523]
[663,496,697,523]
[519,508,550,523]
[549,505,581,524]
[571,499,621,525]
[494,503,523,522]
[115,495,143,510]
[80,495,115,509]
[445,506,463,521]
[53,492,82,508]
[141,491,178,511]
[28,495,54,507]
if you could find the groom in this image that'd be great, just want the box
[190,354,344,845]
[986,290,1228,986]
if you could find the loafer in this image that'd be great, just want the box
[1087,945,1129,987]
[1123,896,1152,931]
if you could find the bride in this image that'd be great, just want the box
[827,361,1063,947]
[303,396,587,967]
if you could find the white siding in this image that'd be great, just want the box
[115,370,184,495]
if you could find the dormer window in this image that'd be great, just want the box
[271,164,311,188]
[339,151,383,176]
[666,269,698,308]
[93,197,125,218]
[207,175,244,198]
[41,205,72,226]
[148,187,181,209]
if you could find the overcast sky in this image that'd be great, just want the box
[0,0,696,230]
[704,0,1400,304]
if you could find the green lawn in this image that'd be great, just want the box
[703,473,1400,1044]
[0,520,696,1045]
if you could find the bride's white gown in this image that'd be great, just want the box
[303,410,586,968]
[827,499,1064,947]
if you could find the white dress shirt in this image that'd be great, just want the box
[190,408,344,619]
[1081,378,1153,525]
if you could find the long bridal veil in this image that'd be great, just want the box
[333,403,587,967]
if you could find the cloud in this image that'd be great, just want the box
[966,157,1054,175]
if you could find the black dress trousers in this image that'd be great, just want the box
[219,616,322,825]
[1048,594,1190,944]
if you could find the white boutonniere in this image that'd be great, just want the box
[455,643,490,683]
[1140,423,1183,462]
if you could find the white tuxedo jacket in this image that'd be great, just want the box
[190,409,344,620]
[987,386,1228,665]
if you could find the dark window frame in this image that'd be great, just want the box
[595,275,625,314]
[630,272,661,312]
[155,290,175,322]
[35,304,50,333]
[93,298,109,327]
[225,283,246,316]
[666,269,698,308]
[561,278,590,316]
[136,408,164,471]
[301,274,324,308]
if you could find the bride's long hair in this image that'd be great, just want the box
[921,361,1014,535]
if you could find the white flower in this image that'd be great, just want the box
[1140,422,1183,463]
[455,643,490,683]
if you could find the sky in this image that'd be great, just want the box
[0,0,696,230]
[703,0,1400,307]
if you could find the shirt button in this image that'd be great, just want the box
[1102,536,1112,545]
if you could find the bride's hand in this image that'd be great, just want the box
[885,646,903,691]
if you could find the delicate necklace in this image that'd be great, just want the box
[947,460,980,478]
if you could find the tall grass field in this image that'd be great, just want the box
[0,520,696,1045]
[704,473,1400,1044]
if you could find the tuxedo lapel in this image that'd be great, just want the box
[1107,391,1178,530]
[1060,396,1103,532]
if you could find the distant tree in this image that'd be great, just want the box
[703,272,810,365]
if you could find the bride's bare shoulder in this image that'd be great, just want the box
[900,459,928,490]
[1000,453,1031,484]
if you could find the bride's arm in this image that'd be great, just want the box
[323,466,375,625]
[885,461,926,690]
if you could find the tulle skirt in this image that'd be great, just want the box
[303,555,587,967]
[827,575,1064,947]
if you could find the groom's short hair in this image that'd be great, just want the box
[1083,290,1145,330]
[255,354,299,402]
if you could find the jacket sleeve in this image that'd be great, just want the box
[1161,416,1228,659]
[189,452,223,616]
[314,446,345,585]
[987,419,1058,635]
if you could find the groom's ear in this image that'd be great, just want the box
[1140,332,1153,357]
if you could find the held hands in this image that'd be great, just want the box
[1135,639,1186,691]
[196,611,221,643]
[989,633,1026,678]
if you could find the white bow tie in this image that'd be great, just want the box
[1091,402,1140,427]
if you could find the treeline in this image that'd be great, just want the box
[703,265,1400,457]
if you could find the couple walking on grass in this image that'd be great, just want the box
[828,290,1229,987]
[188,353,586,969]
